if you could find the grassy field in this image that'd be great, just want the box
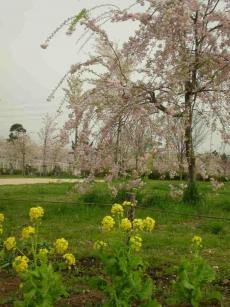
[0,180,230,305]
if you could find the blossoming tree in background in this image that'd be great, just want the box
[112,0,230,202]
[41,0,230,203]
[8,124,27,175]
[38,114,59,176]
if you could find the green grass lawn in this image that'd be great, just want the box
[0,180,230,305]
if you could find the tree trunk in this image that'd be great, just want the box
[178,154,184,181]
[72,123,79,176]
[42,140,47,176]
[42,163,47,176]
[183,82,199,203]
[185,122,196,184]
[73,125,78,162]
[115,117,122,171]
[184,81,196,184]
[135,154,139,172]
[22,151,25,176]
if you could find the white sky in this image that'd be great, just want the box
[0,0,136,139]
[0,0,228,153]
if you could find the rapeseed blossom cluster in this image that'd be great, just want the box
[120,217,156,233]
[54,238,69,254]
[21,226,35,240]
[111,204,124,217]
[120,218,132,231]
[4,236,16,251]
[38,248,49,257]
[101,216,115,231]
[133,219,144,231]
[106,202,156,234]
[0,213,4,235]
[63,253,76,269]
[143,217,155,232]
[122,201,133,207]
[100,199,156,237]
[129,235,142,252]
[97,200,156,256]
[93,240,108,250]
[192,235,202,247]
[0,213,4,223]
[1,206,78,278]
[29,206,44,221]
[13,256,29,273]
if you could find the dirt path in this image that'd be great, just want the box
[0,178,86,185]
[0,178,105,186]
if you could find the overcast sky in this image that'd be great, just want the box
[0,0,228,153]
[0,1,132,137]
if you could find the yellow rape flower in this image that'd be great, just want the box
[13,256,29,273]
[111,204,124,217]
[54,238,68,254]
[38,248,49,257]
[0,226,3,235]
[4,236,16,251]
[143,217,155,232]
[129,235,142,252]
[93,240,108,251]
[29,206,44,221]
[192,235,202,247]
[0,213,4,223]
[21,226,35,239]
[63,253,76,269]
[101,216,115,231]
[133,218,144,231]
[120,218,132,232]
[122,201,133,207]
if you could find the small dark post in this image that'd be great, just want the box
[125,192,136,223]
[125,192,136,245]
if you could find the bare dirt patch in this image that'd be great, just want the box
[0,271,20,306]
[57,290,104,307]
[0,178,81,186]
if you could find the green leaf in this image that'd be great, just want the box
[67,9,87,32]
[182,280,195,290]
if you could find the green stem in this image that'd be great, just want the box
[16,247,27,257]
[31,221,39,268]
